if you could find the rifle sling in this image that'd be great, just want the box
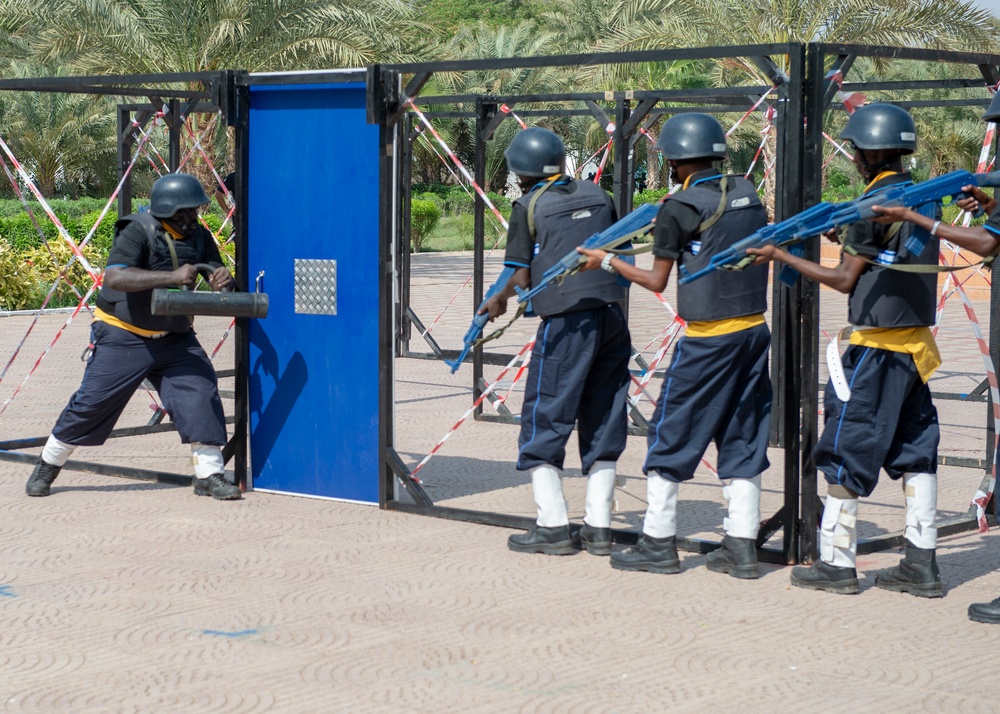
[697,176,730,233]
[473,302,527,348]
[842,221,996,273]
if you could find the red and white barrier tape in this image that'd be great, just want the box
[409,340,534,481]
[405,99,509,230]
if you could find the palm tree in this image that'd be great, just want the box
[0,0,433,196]
[429,21,579,192]
[598,0,1000,207]
[0,63,116,197]
[0,0,431,74]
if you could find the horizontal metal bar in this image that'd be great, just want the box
[815,43,1000,67]
[400,349,520,368]
[384,502,786,562]
[857,513,996,554]
[387,43,800,75]
[412,86,773,106]
[841,78,989,91]
[0,414,236,450]
[241,69,367,86]
[938,455,987,469]
[0,449,191,486]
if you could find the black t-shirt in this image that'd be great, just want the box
[985,201,1000,236]
[841,171,913,258]
[503,177,618,268]
[651,170,722,259]
[106,220,223,276]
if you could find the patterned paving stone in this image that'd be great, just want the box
[0,256,998,711]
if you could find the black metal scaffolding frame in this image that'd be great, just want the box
[0,70,251,490]
[372,42,1000,565]
[0,49,996,564]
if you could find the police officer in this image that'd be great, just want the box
[870,97,1000,615]
[579,113,772,579]
[481,126,631,556]
[749,103,942,596]
[25,173,242,501]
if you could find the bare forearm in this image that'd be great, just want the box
[103,267,178,292]
[893,208,999,258]
[769,250,855,293]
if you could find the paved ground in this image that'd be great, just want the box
[2,253,1000,713]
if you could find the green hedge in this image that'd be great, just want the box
[0,201,235,310]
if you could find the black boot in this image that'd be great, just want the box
[968,596,1000,624]
[193,473,242,501]
[507,525,575,555]
[705,535,759,580]
[26,460,62,497]
[790,560,859,594]
[610,535,680,574]
[572,523,612,556]
[874,546,943,598]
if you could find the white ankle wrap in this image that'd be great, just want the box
[722,474,762,540]
[584,461,616,528]
[903,472,937,549]
[531,465,568,527]
[643,474,678,538]
[820,494,857,568]
[191,443,225,480]
[42,434,76,467]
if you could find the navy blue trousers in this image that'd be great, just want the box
[643,323,772,482]
[52,321,227,447]
[814,344,938,498]
[517,304,630,474]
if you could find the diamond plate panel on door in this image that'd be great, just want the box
[294,259,337,315]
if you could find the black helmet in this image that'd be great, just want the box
[504,127,565,177]
[149,173,210,218]
[838,104,916,154]
[983,92,1000,122]
[656,113,727,161]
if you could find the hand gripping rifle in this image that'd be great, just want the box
[445,266,516,374]
[512,201,659,306]
[677,169,1000,285]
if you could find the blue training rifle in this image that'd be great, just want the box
[445,265,516,374]
[512,201,659,306]
[677,169,1000,285]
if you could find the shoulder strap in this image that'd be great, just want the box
[526,176,561,239]
[695,175,730,234]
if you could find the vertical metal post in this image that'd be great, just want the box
[117,106,133,218]
[798,43,827,564]
[368,65,400,505]
[168,98,181,172]
[772,44,809,564]
[613,97,633,219]
[399,111,414,356]
[472,99,496,413]
[231,72,250,490]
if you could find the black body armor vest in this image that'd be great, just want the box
[521,180,627,317]
[96,213,212,333]
[674,176,769,322]
[848,217,938,328]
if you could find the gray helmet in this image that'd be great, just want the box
[656,113,727,161]
[504,127,565,177]
[838,103,916,154]
[149,173,210,218]
[983,92,1000,122]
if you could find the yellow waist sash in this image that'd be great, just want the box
[848,326,940,383]
[684,313,766,338]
